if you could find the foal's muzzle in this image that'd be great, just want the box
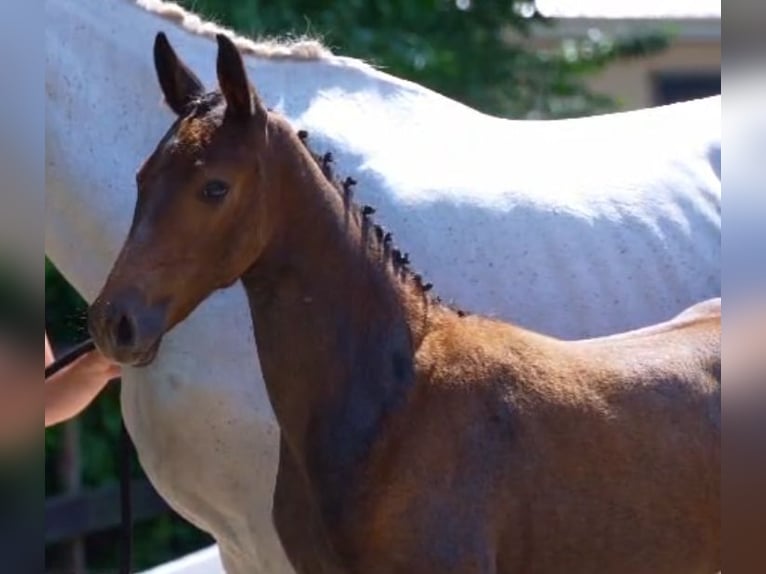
[88,290,167,367]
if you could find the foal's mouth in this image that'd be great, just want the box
[88,294,170,368]
[91,334,161,368]
[128,340,162,368]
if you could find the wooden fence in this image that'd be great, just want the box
[45,477,172,545]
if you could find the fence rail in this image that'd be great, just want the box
[45,477,172,544]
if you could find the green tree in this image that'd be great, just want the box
[183,0,670,117]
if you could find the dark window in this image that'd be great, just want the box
[653,71,721,105]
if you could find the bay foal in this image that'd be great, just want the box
[89,33,720,574]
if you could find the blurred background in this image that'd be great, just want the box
[38,1,720,572]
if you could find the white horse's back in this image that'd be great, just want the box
[45,1,724,572]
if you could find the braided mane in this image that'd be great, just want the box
[296,129,468,318]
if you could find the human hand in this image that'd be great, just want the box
[45,348,121,427]
[65,348,122,383]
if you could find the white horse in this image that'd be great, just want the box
[46,0,721,572]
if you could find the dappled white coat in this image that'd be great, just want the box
[45,0,721,572]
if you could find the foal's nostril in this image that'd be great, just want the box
[115,314,135,348]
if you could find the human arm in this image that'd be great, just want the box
[44,332,120,427]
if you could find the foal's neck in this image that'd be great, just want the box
[241,122,440,522]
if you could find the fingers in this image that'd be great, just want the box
[70,349,122,380]
[105,363,122,380]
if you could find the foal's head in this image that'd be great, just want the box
[89,32,291,365]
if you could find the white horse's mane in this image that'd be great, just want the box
[133,0,366,63]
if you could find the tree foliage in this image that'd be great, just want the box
[183,0,670,117]
[43,0,670,570]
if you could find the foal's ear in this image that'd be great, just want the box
[215,34,267,122]
[154,32,205,116]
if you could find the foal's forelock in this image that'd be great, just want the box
[186,92,225,118]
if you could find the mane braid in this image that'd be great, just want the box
[295,129,470,319]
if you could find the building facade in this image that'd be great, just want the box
[531,1,721,110]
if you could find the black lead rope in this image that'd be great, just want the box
[45,338,133,574]
[118,417,133,574]
[43,339,96,380]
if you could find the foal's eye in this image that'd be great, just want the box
[201,179,230,201]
